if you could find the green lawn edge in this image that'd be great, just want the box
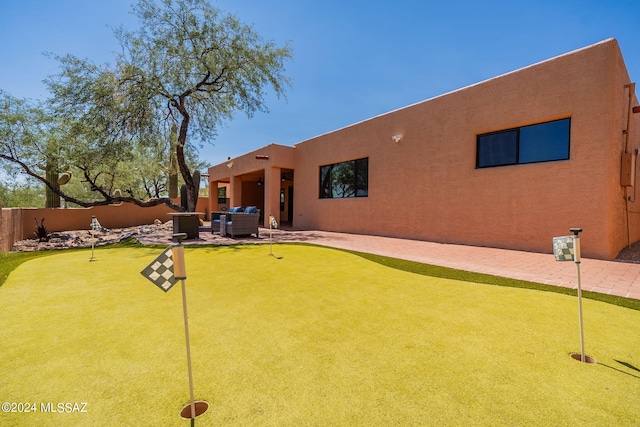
[0,238,144,288]
[3,239,639,312]
[340,247,640,312]
[0,251,54,287]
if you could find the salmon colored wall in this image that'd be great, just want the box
[0,197,209,251]
[623,91,640,246]
[292,39,635,259]
[169,197,210,219]
[241,181,264,212]
[203,39,638,260]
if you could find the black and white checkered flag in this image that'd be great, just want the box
[552,236,575,262]
[140,247,178,292]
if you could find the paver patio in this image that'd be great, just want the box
[135,224,640,301]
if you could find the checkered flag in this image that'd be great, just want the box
[553,236,575,262]
[140,246,178,292]
[90,216,108,232]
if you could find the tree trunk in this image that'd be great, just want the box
[168,123,179,199]
[176,114,196,212]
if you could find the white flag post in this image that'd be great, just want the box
[89,216,102,261]
[140,233,208,421]
[553,227,590,363]
[269,213,278,257]
[171,233,197,421]
[569,228,587,363]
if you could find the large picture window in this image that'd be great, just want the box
[476,118,570,168]
[319,157,368,198]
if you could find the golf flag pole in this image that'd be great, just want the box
[89,216,102,261]
[171,233,196,421]
[140,233,209,420]
[269,213,278,256]
[553,228,589,363]
[570,228,586,363]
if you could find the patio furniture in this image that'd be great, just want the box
[212,206,260,238]
[211,209,237,234]
[219,215,226,236]
[211,211,225,234]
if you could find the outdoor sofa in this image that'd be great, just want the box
[212,206,260,238]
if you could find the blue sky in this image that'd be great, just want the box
[1,0,639,168]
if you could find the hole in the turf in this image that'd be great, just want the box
[569,353,597,364]
[180,401,209,419]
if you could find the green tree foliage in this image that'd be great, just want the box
[0,88,203,209]
[0,91,65,207]
[0,89,181,210]
[110,0,292,211]
[0,179,45,208]
[1,0,291,211]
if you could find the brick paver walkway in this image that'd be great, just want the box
[136,226,640,301]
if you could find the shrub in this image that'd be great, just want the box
[33,217,49,242]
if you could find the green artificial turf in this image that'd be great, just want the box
[0,250,53,288]
[1,244,639,426]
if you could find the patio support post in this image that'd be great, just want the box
[230,175,242,208]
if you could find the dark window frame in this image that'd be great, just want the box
[476,118,571,168]
[319,157,369,199]
[217,187,227,205]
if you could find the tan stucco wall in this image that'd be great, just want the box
[625,86,640,245]
[0,203,178,251]
[291,39,638,259]
[169,197,210,219]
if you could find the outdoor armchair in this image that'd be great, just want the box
[225,211,260,238]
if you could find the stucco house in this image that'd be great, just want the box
[208,38,640,260]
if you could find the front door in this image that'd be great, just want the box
[287,186,294,222]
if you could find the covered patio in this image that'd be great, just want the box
[207,144,295,228]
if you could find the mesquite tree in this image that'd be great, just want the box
[1,87,186,210]
[113,0,292,210]
[1,0,291,211]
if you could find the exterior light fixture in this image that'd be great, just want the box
[392,134,403,143]
[257,178,263,186]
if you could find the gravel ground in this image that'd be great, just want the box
[612,241,640,263]
[11,222,172,252]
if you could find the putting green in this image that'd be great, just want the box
[1,244,639,426]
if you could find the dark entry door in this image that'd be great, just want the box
[287,186,294,222]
